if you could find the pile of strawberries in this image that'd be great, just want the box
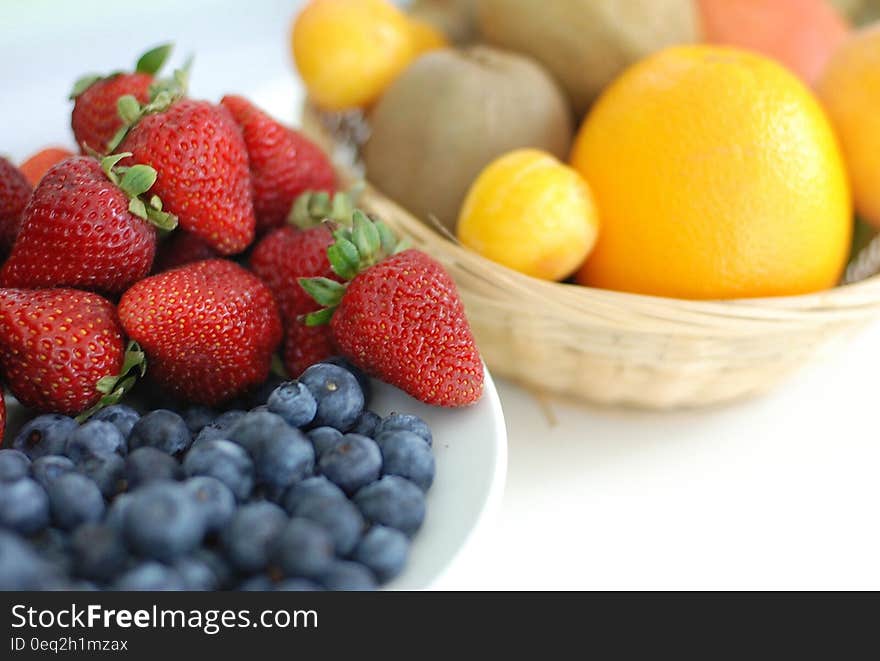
[0,44,483,444]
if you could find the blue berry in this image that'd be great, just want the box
[375,413,432,447]
[128,410,192,456]
[12,414,77,459]
[238,574,274,591]
[0,449,30,482]
[182,406,217,434]
[124,482,205,562]
[194,409,246,446]
[320,560,377,591]
[271,517,335,579]
[65,420,126,463]
[46,472,105,530]
[29,527,72,577]
[221,501,288,573]
[191,549,234,590]
[276,578,322,591]
[351,410,381,438]
[113,562,186,591]
[173,556,220,591]
[124,447,183,489]
[183,476,236,533]
[300,363,365,431]
[104,493,133,532]
[318,433,382,495]
[324,356,373,406]
[77,454,126,498]
[354,476,425,537]
[0,478,49,535]
[377,430,435,492]
[0,531,57,590]
[284,477,364,555]
[227,410,290,456]
[30,455,75,490]
[353,525,409,583]
[253,429,314,498]
[183,439,254,501]
[91,404,140,439]
[306,426,344,457]
[250,404,270,413]
[70,523,129,583]
[268,381,318,428]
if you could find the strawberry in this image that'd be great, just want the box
[0,157,31,259]
[301,212,483,407]
[220,94,336,233]
[118,259,283,406]
[70,44,172,153]
[0,154,175,295]
[152,231,218,273]
[19,147,75,187]
[116,98,255,255]
[0,288,141,416]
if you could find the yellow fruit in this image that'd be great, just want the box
[570,45,851,300]
[817,26,880,229]
[457,149,599,281]
[292,0,414,110]
[409,17,449,55]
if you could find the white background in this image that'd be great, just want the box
[2,0,879,590]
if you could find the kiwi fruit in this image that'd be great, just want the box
[409,0,478,44]
[363,46,572,232]
[476,0,699,116]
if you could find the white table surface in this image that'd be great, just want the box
[3,0,880,591]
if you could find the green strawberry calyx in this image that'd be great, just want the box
[69,43,173,100]
[287,183,365,230]
[299,209,408,326]
[100,153,178,231]
[76,341,147,422]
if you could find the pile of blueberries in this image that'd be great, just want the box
[0,360,435,590]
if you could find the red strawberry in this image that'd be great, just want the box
[118,98,255,255]
[19,147,75,187]
[0,157,32,258]
[301,212,483,407]
[70,44,172,152]
[1,154,175,295]
[118,259,282,406]
[0,288,130,415]
[221,95,336,233]
[152,231,218,273]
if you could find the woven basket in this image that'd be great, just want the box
[301,102,880,409]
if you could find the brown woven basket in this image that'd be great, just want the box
[301,102,880,409]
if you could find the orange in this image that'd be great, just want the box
[457,149,599,281]
[292,0,414,110]
[570,45,851,300]
[699,0,849,84]
[816,25,880,228]
[19,147,74,187]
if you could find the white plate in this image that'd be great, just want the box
[2,367,507,590]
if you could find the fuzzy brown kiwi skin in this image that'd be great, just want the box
[363,46,573,233]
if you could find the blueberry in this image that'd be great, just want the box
[318,433,381,495]
[283,475,347,511]
[183,439,254,501]
[77,454,126,498]
[12,414,77,459]
[29,527,72,577]
[30,455,75,489]
[0,449,30,482]
[307,426,344,457]
[91,404,140,439]
[320,560,377,591]
[284,478,364,556]
[353,525,409,583]
[267,381,318,428]
[124,482,205,562]
[299,363,365,431]
[253,429,315,498]
[221,501,288,573]
[227,410,290,456]
[324,356,373,406]
[250,404,270,413]
[238,574,274,591]
[194,410,246,446]
[124,447,183,489]
[65,420,127,463]
[354,476,425,537]
[183,476,236,533]
[113,562,186,591]
[191,549,234,590]
[46,472,105,530]
[70,523,129,583]
[128,410,192,456]
[377,430,435,492]
[0,478,49,535]
[270,517,335,579]
[375,413,432,447]
[0,531,58,590]
[276,578,322,591]
[104,493,133,532]
[182,406,217,434]
[173,556,220,591]
[351,410,381,438]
